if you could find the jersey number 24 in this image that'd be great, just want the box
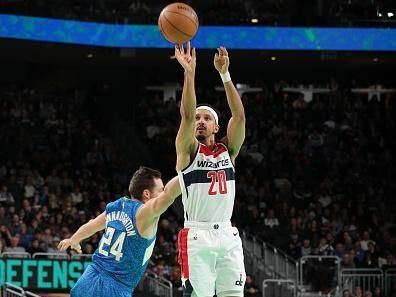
[98,227,125,261]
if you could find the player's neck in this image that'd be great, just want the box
[200,137,216,150]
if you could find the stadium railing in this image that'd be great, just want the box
[70,253,93,260]
[297,287,339,297]
[299,255,341,291]
[262,278,296,297]
[214,232,396,297]
[31,252,69,259]
[340,268,383,294]
[241,232,299,285]
[264,241,298,281]
[137,269,173,297]
[385,268,396,297]
[0,252,31,259]
[1,282,40,297]
[24,293,41,297]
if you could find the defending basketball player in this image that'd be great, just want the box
[57,167,180,297]
[174,42,246,297]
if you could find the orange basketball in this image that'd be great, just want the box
[158,2,199,44]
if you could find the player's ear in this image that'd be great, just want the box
[214,124,220,134]
[142,189,151,201]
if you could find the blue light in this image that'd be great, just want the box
[0,14,395,51]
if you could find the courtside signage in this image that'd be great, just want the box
[0,259,90,290]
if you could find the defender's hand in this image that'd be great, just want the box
[58,238,82,254]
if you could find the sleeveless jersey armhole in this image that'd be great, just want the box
[134,204,156,241]
[179,143,201,172]
[217,141,236,168]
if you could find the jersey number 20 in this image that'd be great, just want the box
[207,170,227,195]
[98,227,125,261]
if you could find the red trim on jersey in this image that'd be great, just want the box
[177,228,190,279]
[199,143,227,158]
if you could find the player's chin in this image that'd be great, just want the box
[196,134,206,142]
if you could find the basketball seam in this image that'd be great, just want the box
[162,14,193,38]
[159,17,171,41]
[165,10,198,30]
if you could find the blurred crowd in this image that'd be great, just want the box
[0,0,395,26]
[0,77,395,296]
[0,85,126,256]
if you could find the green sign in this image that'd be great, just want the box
[0,259,91,291]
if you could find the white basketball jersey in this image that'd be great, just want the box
[177,142,236,222]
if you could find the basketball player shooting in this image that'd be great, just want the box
[174,41,246,297]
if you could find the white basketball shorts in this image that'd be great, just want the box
[177,221,246,297]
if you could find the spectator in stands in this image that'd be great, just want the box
[264,209,280,229]
[344,233,354,251]
[0,185,15,205]
[244,274,260,297]
[41,227,53,244]
[169,266,182,295]
[288,233,302,258]
[47,193,60,213]
[18,223,33,248]
[153,263,169,279]
[5,235,26,254]
[71,186,83,206]
[0,225,12,246]
[354,241,366,266]
[31,170,45,189]
[335,242,345,259]
[0,237,5,254]
[341,253,356,269]
[9,214,22,235]
[0,206,9,226]
[384,253,396,268]
[45,169,61,189]
[301,238,312,256]
[305,219,321,248]
[319,238,334,255]
[373,287,382,297]
[128,0,150,14]
[26,238,44,255]
[361,231,376,251]
[24,175,36,199]
[363,252,378,268]
[39,185,50,206]
[354,286,363,297]
[48,236,65,255]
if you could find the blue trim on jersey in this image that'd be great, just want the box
[183,168,235,189]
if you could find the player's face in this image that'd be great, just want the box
[149,178,164,199]
[195,110,219,141]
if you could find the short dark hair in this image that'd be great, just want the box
[128,166,162,200]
